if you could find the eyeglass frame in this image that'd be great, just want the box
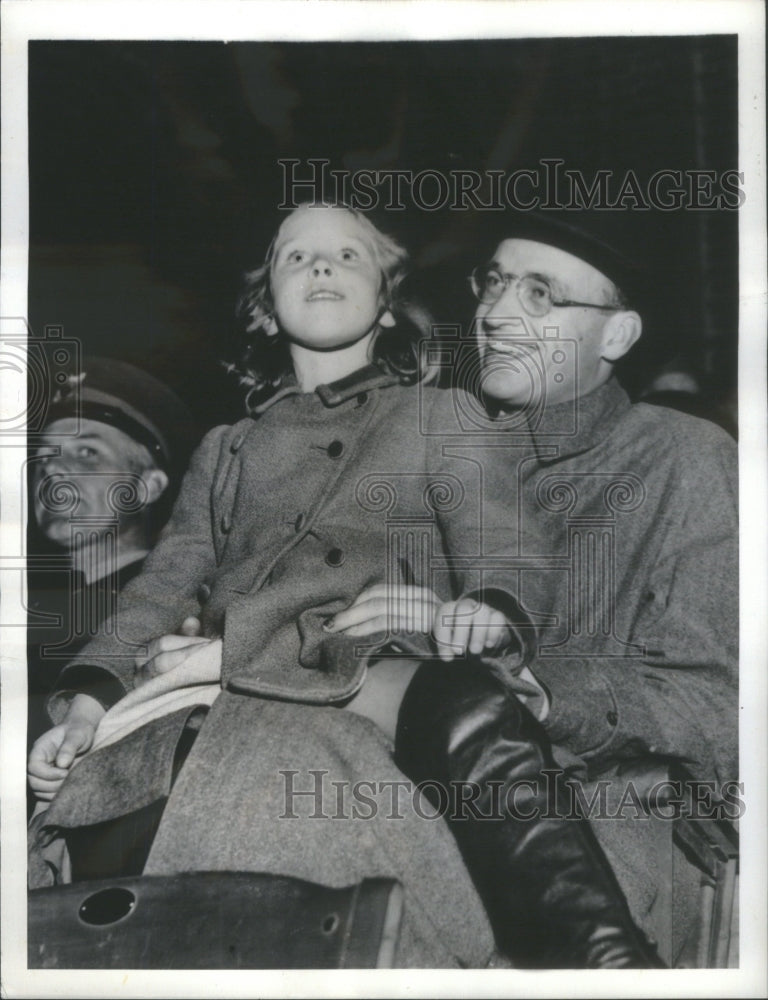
[469,265,622,317]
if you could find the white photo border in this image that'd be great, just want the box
[1,2,765,997]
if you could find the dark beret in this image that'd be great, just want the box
[480,208,649,308]
[46,356,195,472]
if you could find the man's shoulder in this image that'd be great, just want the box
[623,399,736,457]
[603,399,738,497]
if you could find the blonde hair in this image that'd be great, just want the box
[230,203,434,411]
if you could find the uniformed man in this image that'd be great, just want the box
[27,357,196,746]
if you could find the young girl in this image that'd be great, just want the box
[28,204,658,968]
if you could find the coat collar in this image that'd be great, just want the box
[316,364,401,407]
[521,377,631,464]
[251,364,401,415]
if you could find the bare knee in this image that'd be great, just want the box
[343,658,420,742]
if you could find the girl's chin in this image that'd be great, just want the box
[289,329,377,352]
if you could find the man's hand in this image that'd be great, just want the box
[27,693,105,802]
[133,616,222,685]
[433,597,513,661]
[327,585,442,637]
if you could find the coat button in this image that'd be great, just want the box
[294,513,305,532]
[325,547,345,567]
[230,432,245,453]
[197,583,212,603]
[606,710,618,727]
[356,391,369,406]
[221,513,232,534]
[327,440,344,459]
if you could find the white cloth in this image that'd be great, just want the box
[88,647,221,754]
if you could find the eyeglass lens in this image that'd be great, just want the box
[473,268,552,316]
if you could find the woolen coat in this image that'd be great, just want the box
[36,365,538,967]
[504,378,739,959]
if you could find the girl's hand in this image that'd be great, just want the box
[432,598,513,661]
[327,585,441,637]
[133,617,222,685]
[328,588,515,662]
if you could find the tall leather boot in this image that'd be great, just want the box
[394,661,664,969]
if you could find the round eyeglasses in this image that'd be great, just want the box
[469,266,620,318]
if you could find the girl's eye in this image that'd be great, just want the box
[287,250,307,264]
[339,248,359,262]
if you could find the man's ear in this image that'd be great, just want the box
[142,468,169,505]
[601,310,642,363]
[378,308,396,328]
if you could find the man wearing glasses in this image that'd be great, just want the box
[466,214,738,963]
[326,214,736,965]
[471,231,640,412]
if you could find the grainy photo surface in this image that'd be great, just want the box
[1,2,765,997]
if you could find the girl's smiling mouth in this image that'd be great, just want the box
[306,288,344,301]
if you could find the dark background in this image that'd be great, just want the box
[28,37,739,433]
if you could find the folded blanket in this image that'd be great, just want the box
[86,645,221,757]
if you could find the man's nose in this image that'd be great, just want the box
[477,303,535,343]
[33,467,83,515]
[37,454,68,476]
[479,303,528,331]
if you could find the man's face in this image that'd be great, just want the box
[31,418,153,547]
[270,206,384,353]
[475,239,619,409]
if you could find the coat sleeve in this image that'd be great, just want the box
[534,427,738,784]
[424,389,540,692]
[47,426,228,723]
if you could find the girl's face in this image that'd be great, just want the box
[270,207,386,352]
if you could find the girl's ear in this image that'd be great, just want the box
[378,308,396,329]
[264,314,279,337]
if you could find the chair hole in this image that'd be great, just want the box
[78,887,136,926]
[321,912,340,935]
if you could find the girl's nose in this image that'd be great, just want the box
[311,256,334,277]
